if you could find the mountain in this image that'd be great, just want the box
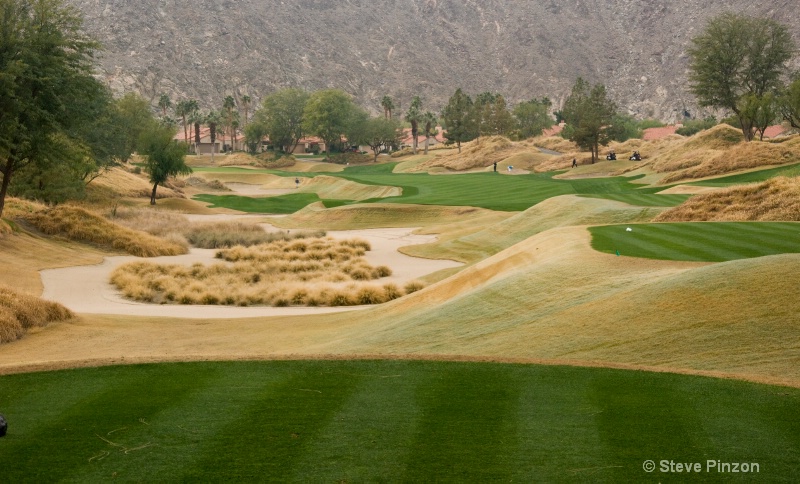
[69,0,800,121]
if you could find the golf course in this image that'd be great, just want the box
[2,126,800,481]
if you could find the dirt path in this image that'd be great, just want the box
[40,226,462,319]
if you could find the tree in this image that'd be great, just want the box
[740,93,779,141]
[513,97,554,139]
[404,96,423,154]
[139,123,191,205]
[381,95,395,120]
[175,99,198,153]
[561,78,617,164]
[421,111,438,155]
[358,117,401,162]
[222,95,237,151]
[688,13,795,141]
[473,92,515,137]
[244,120,268,154]
[441,88,476,153]
[206,110,222,162]
[241,94,251,127]
[188,109,204,154]
[115,92,158,162]
[780,76,800,129]
[254,88,309,153]
[607,113,643,142]
[303,89,356,156]
[158,93,171,117]
[0,0,103,217]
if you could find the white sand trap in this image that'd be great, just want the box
[40,226,462,319]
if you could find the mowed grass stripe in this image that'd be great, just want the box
[2,361,799,480]
[403,364,520,481]
[183,361,365,480]
[590,222,800,261]
[0,364,221,482]
[287,361,423,481]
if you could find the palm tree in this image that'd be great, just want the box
[381,95,395,120]
[206,110,222,162]
[422,111,437,154]
[188,109,204,154]
[223,95,236,152]
[241,95,251,127]
[175,99,198,153]
[158,94,172,117]
[404,96,423,154]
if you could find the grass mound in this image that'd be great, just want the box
[301,175,401,200]
[656,176,800,221]
[272,202,494,230]
[110,236,417,306]
[25,206,188,257]
[216,152,261,166]
[659,136,800,184]
[530,135,578,153]
[0,284,73,343]
[405,195,663,264]
[412,136,522,171]
[589,222,800,261]
[87,167,183,201]
[256,151,297,168]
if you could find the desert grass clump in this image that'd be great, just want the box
[25,206,188,257]
[109,236,415,307]
[110,206,190,238]
[0,284,74,344]
[404,280,425,294]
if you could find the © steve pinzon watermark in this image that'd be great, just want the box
[643,459,760,474]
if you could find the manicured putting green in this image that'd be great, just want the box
[590,222,800,261]
[0,360,797,482]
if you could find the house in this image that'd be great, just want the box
[399,126,446,150]
[174,126,221,154]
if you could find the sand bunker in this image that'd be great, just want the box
[40,224,462,318]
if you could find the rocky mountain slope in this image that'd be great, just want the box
[69,0,800,121]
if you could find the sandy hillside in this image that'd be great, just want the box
[2,223,798,388]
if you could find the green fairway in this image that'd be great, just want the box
[590,222,800,261]
[193,193,342,213]
[192,164,685,212]
[0,360,796,482]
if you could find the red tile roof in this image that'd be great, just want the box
[643,125,680,140]
[761,125,786,139]
[542,123,564,137]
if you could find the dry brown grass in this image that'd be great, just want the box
[271,202,495,230]
[531,135,579,153]
[0,284,74,344]
[655,176,800,221]
[110,236,419,307]
[659,136,800,184]
[24,205,188,257]
[87,167,183,202]
[413,136,554,172]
